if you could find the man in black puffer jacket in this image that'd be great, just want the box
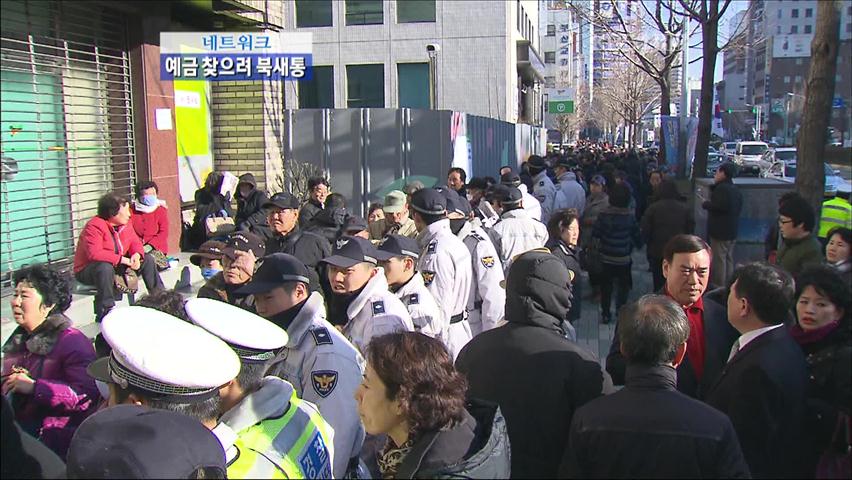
[456,249,614,479]
[702,162,743,288]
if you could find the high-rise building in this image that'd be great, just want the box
[284,0,547,125]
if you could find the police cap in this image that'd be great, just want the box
[235,253,312,295]
[375,234,421,261]
[185,298,289,362]
[410,188,447,216]
[319,235,379,268]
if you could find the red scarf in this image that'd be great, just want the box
[789,320,840,346]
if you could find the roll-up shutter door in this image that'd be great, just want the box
[0,0,135,291]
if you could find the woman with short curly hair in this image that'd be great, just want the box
[355,332,510,479]
[2,264,99,459]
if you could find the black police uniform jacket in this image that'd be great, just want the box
[560,364,751,479]
[606,294,739,400]
[455,280,614,478]
[705,326,808,479]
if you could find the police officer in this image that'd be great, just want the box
[375,234,447,341]
[263,192,332,291]
[234,253,364,478]
[185,298,334,479]
[528,154,558,223]
[410,188,473,359]
[492,185,549,272]
[818,187,852,245]
[501,170,542,222]
[197,231,265,312]
[86,306,240,430]
[444,192,506,336]
[318,236,414,353]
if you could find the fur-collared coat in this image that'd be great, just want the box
[2,314,99,459]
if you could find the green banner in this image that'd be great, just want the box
[548,100,574,114]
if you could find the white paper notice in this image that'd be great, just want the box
[174,90,201,109]
[155,108,172,131]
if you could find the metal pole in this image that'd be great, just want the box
[784,96,789,145]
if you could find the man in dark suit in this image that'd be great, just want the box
[607,234,739,399]
[562,294,750,478]
[705,262,808,479]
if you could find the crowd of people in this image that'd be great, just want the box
[3,141,851,479]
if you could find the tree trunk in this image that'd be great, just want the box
[658,77,672,165]
[693,1,719,178]
[797,1,840,213]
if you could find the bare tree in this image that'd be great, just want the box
[796,1,841,212]
[272,159,324,201]
[572,0,690,163]
[597,52,661,148]
[554,114,574,143]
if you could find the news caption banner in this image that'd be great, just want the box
[160,32,313,81]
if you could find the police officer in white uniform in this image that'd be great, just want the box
[375,234,447,342]
[492,185,549,272]
[501,170,542,222]
[444,192,506,336]
[528,155,558,223]
[86,307,240,429]
[185,298,335,479]
[410,188,473,359]
[234,253,364,478]
[318,236,414,353]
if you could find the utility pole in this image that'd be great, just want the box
[679,20,689,177]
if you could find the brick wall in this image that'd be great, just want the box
[210,81,268,192]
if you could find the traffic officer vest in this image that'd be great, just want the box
[227,392,334,479]
[818,197,852,238]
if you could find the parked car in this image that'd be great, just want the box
[733,141,772,176]
[762,161,851,195]
[706,150,723,176]
[772,147,797,164]
[720,141,738,161]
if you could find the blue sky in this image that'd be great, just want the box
[686,0,749,82]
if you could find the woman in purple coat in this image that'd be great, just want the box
[2,264,99,459]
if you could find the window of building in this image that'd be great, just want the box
[791,25,798,33]
[397,0,435,23]
[795,58,803,65]
[347,64,384,107]
[847,22,852,33]
[777,25,782,34]
[784,76,791,83]
[545,51,556,63]
[804,24,812,33]
[544,76,555,87]
[777,9,781,19]
[805,8,812,17]
[547,24,555,36]
[346,0,383,25]
[791,8,799,18]
[848,6,852,16]
[296,0,333,27]
[397,63,430,108]
[795,75,802,83]
[299,66,334,108]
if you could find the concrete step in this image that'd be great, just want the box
[1,253,208,344]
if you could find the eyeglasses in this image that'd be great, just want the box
[778,218,793,225]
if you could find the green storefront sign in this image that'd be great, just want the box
[548,100,574,114]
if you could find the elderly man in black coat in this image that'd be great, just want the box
[607,234,739,399]
[705,263,808,479]
[455,249,614,478]
[562,294,750,478]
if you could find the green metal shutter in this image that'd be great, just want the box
[1,0,135,290]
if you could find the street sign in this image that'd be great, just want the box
[833,97,845,109]
[771,99,785,114]
[549,100,574,114]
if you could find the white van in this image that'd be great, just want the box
[733,141,772,176]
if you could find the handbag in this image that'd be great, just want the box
[816,412,851,479]
[205,210,235,237]
[580,237,604,276]
[114,267,139,294]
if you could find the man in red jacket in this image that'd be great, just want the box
[74,193,164,321]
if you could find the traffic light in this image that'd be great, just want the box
[752,107,757,114]
[727,108,733,114]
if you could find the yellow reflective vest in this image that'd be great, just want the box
[818,197,852,238]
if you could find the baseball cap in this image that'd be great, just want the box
[528,155,547,169]
[590,174,607,186]
[190,240,226,266]
[235,253,312,295]
[556,157,573,169]
[500,172,522,187]
[263,192,300,210]
[383,190,407,213]
[375,235,421,261]
[222,231,265,260]
[494,185,523,206]
[410,188,447,216]
[319,236,379,268]
[343,215,368,234]
[66,404,226,479]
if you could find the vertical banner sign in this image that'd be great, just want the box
[660,116,680,171]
